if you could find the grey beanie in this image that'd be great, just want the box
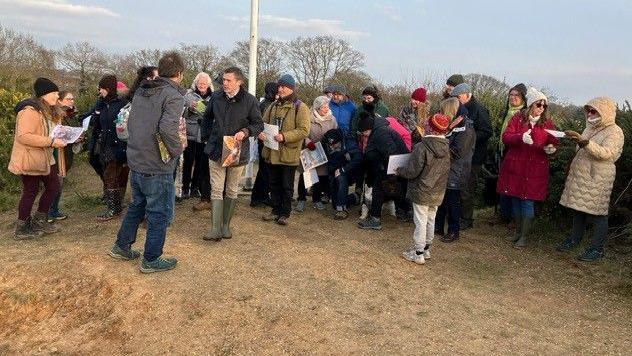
[313,95,330,111]
[450,83,472,97]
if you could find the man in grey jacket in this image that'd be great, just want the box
[109,51,186,274]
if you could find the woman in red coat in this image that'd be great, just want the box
[496,87,558,248]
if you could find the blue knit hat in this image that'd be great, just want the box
[278,74,296,89]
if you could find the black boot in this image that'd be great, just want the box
[97,189,122,221]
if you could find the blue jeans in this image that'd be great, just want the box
[435,189,461,234]
[330,173,349,209]
[115,171,174,262]
[511,197,534,219]
[570,210,608,251]
[499,193,513,221]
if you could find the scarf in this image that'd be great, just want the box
[312,109,334,124]
[499,103,524,152]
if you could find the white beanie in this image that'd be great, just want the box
[526,87,548,107]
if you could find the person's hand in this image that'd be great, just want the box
[274,133,284,142]
[190,100,198,109]
[75,134,85,143]
[306,141,316,151]
[335,169,341,178]
[564,130,582,141]
[522,129,533,145]
[394,167,401,176]
[52,139,66,148]
[544,144,557,155]
[258,132,267,141]
[234,131,246,142]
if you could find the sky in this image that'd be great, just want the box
[0,0,630,105]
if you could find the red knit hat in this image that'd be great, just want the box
[429,114,450,134]
[411,87,427,103]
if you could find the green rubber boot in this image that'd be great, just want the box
[203,199,223,241]
[222,198,237,239]
[506,216,522,242]
[514,217,533,248]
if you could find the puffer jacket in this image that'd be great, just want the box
[446,118,476,190]
[398,136,450,206]
[262,95,311,166]
[183,88,212,142]
[560,97,625,215]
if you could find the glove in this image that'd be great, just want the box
[306,141,316,151]
[522,129,533,145]
[544,144,557,155]
[565,130,589,147]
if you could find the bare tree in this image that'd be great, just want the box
[285,36,364,89]
[179,43,220,73]
[229,38,283,78]
[57,41,108,93]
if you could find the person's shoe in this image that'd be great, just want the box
[31,212,61,234]
[334,210,349,220]
[222,198,236,239]
[14,219,43,240]
[358,216,382,230]
[180,190,191,200]
[276,216,288,226]
[396,210,413,222]
[434,229,444,237]
[294,200,306,213]
[108,245,141,261]
[191,188,201,198]
[321,196,330,205]
[384,201,396,217]
[577,248,604,262]
[402,249,425,265]
[96,209,121,222]
[556,238,580,252]
[262,213,279,222]
[47,212,68,223]
[359,204,370,220]
[460,219,473,231]
[423,246,431,260]
[193,200,212,211]
[506,216,522,242]
[140,257,178,273]
[203,199,223,241]
[441,232,459,243]
[313,201,326,211]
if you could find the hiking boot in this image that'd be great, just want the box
[577,248,604,262]
[556,238,580,252]
[108,245,141,261]
[31,212,61,234]
[97,189,122,222]
[203,199,223,241]
[460,219,473,231]
[358,216,382,230]
[222,198,236,239]
[140,257,178,273]
[441,232,459,243]
[402,249,425,265]
[14,219,43,240]
[47,212,68,223]
[276,216,288,226]
[193,200,212,211]
[334,209,349,220]
[295,200,306,213]
[313,201,326,211]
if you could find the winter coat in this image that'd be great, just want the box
[98,95,129,163]
[398,105,419,132]
[8,100,55,176]
[183,88,212,142]
[126,77,185,175]
[329,99,356,137]
[262,96,311,166]
[203,87,264,164]
[446,119,476,190]
[308,110,338,175]
[496,113,559,201]
[364,117,409,183]
[464,96,492,165]
[560,97,625,215]
[386,117,412,151]
[323,135,362,178]
[397,136,451,206]
[350,100,390,138]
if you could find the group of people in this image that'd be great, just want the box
[8,51,625,273]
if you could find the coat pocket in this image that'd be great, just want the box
[24,147,49,174]
[279,141,300,164]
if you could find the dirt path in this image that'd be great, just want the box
[1,163,630,355]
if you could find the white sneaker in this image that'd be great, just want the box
[423,249,431,260]
[402,249,425,265]
[359,204,369,220]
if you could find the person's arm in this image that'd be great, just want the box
[159,93,185,158]
[281,104,310,143]
[397,143,426,179]
[342,147,362,174]
[242,97,264,138]
[15,109,55,148]
[200,95,215,141]
[583,127,624,161]
[502,115,523,147]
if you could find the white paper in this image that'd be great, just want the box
[82,115,91,131]
[300,142,328,171]
[248,137,258,163]
[387,153,411,175]
[51,125,85,144]
[263,123,279,150]
[545,129,566,138]
[303,169,319,189]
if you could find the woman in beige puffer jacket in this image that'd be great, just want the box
[558,97,624,261]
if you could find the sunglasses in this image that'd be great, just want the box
[585,107,598,115]
[535,102,548,109]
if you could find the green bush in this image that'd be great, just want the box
[0,89,30,211]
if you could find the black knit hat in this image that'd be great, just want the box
[446,74,464,87]
[361,85,379,100]
[510,83,528,100]
[323,128,344,146]
[34,77,59,97]
[98,75,118,97]
[358,111,375,132]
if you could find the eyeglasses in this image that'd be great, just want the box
[585,107,598,115]
[535,102,548,109]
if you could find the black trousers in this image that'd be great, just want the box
[251,140,270,203]
[369,177,409,218]
[269,164,297,218]
[182,141,211,200]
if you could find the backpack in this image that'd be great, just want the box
[115,102,132,141]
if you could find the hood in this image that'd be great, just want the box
[136,77,184,97]
[423,136,449,159]
[585,97,617,127]
[14,98,40,114]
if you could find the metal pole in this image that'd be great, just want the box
[244,0,259,190]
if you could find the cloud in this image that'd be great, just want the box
[373,3,402,22]
[2,0,120,18]
[226,14,370,39]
